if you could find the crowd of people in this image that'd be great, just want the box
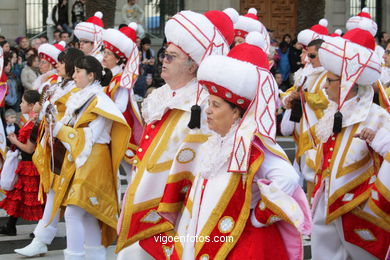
[0,4,388,260]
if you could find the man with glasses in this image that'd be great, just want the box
[312,28,390,260]
[281,38,329,201]
[74,11,104,62]
[116,10,231,259]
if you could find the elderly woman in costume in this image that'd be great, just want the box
[44,56,129,260]
[144,32,312,260]
[14,48,85,257]
[311,24,390,259]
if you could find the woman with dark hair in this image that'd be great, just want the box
[140,37,155,75]
[0,40,10,54]
[21,54,40,90]
[0,90,43,236]
[46,55,129,259]
[4,56,20,111]
[14,48,85,258]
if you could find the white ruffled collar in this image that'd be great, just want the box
[61,81,102,125]
[315,85,373,143]
[110,65,123,77]
[141,78,199,124]
[50,80,76,104]
[200,121,239,179]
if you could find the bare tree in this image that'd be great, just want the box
[85,0,116,28]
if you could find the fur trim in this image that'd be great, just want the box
[197,55,258,101]
[75,127,93,169]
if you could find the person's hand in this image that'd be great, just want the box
[353,128,376,144]
[284,91,300,109]
[7,133,18,144]
[33,102,42,114]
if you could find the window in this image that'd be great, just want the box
[349,0,382,34]
[26,0,57,36]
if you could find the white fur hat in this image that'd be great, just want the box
[74,11,104,42]
[165,10,230,65]
[103,23,137,59]
[38,41,66,66]
[297,18,329,46]
[346,7,377,36]
[197,31,269,109]
[319,36,381,106]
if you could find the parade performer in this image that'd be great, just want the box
[14,48,85,257]
[46,56,129,259]
[102,23,143,173]
[0,90,43,235]
[116,9,233,257]
[233,8,270,53]
[139,31,311,260]
[281,41,329,200]
[74,11,105,62]
[311,27,390,260]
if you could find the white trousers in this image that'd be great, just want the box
[64,205,102,253]
[311,193,378,260]
[34,189,60,244]
[117,242,153,260]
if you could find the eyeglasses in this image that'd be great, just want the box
[385,50,390,55]
[162,52,176,63]
[326,78,340,84]
[308,53,317,59]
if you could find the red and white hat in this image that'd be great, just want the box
[204,8,239,46]
[330,29,342,37]
[103,23,137,59]
[319,35,381,108]
[297,18,329,46]
[343,20,376,50]
[198,31,269,109]
[165,10,230,65]
[38,41,66,66]
[74,11,104,43]
[346,7,377,37]
[234,8,270,53]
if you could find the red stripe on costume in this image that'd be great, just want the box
[135,110,172,161]
[140,232,180,260]
[328,178,371,216]
[342,212,389,259]
[160,179,193,204]
[370,184,390,215]
[253,202,277,225]
[127,206,162,239]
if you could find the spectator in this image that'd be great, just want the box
[60,31,71,44]
[122,0,145,38]
[140,37,155,75]
[71,0,86,28]
[9,49,23,81]
[21,54,40,90]
[30,38,42,50]
[0,35,5,43]
[52,0,72,34]
[379,31,389,49]
[0,40,10,54]
[4,58,20,112]
[289,39,303,74]
[277,41,291,87]
[153,37,167,88]
[53,30,61,43]
[25,48,38,59]
[274,71,289,92]
[39,35,49,44]
[282,34,292,46]
[16,37,30,61]
[3,109,19,141]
